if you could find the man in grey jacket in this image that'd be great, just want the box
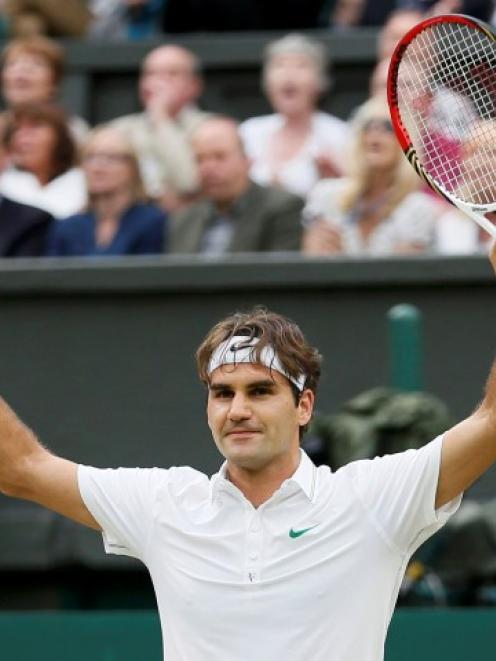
[170,116,303,254]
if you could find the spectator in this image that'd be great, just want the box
[377,8,423,60]
[400,0,493,22]
[45,126,166,257]
[0,196,54,257]
[1,36,89,142]
[3,0,91,37]
[0,109,54,257]
[369,57,390,100]
[240,34,350,199]
[0,103,86,218]
[89,0,164,41]
[170,116,303,254]
[436,120,496,255]
[325,0,397,29]
[110,44,208,210]
[302,96,443,256]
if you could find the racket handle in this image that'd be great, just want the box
[388,304,423,392]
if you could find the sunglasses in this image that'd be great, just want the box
[362,118,394,133]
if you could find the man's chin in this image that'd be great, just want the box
[225,447,269,471]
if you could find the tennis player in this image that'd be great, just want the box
[2,258,496,660]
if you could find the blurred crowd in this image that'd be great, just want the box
[0,1,493,258]
[0,0,494,38]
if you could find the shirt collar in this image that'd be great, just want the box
[210,449,317,504]
[288,449,317,501]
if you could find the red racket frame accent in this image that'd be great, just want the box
[387,13,489,153]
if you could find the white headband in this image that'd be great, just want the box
[207,335,306,391]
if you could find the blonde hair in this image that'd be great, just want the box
[81,125,147,203]
[340,96,420,216]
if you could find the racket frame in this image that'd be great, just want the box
[387,13,496,239]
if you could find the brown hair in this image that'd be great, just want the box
[2,36,65,89]
[196,306,322,397]
[4,102,77,180]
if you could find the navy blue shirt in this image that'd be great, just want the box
[45,203,167,256]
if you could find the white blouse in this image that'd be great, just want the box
[240,112,350,199]
[0,167,87,219]
[304,178,443,255]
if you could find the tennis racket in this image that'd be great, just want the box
[387,13,496,239]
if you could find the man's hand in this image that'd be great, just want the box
[145,84,175,126]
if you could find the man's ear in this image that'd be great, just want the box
[297,389,314,427]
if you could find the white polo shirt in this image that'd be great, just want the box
[78,435,460,661]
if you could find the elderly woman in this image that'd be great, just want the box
[302,96,444,256]
[1,36,89,141]
[239,33,350,199]
[45,125,167,256]
[0,103,86,218]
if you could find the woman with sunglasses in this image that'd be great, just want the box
[45,125,167,256]
[302,96,444,256]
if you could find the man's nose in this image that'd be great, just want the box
[228,393,252,420]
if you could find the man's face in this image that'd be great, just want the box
[139,46,200,116]
[207,363,313,472]
[192,121,250,206]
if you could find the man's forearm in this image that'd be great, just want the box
[436,363,496,508]
[480,359,496,417]
[0,397,46,498]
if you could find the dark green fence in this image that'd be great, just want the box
[0,255,495,580]
[0,609,495,660]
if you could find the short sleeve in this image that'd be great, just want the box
[346,435,461,554]
[78,465,167,561]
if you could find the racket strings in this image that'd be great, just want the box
[397,21,496,207]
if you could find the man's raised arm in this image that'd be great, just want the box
[0,398,100,530]
[436,244,496,508]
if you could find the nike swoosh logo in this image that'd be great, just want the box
[289,524,319,538]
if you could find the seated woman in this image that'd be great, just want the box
[1,36,89,142]
[0,103,86,218]
[45,125,167,257]
[239,33,350,199]
[302,96,444,256]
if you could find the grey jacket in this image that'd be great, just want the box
[170,181,303,253]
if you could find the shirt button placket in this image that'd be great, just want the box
[246,512,262,583]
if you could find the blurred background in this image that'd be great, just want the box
[0,1,495,659]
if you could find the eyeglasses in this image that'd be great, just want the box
[362,118,394,133]
[83,152,132,164]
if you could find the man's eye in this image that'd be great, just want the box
[214,390,232,399]
[251,387,271,396]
